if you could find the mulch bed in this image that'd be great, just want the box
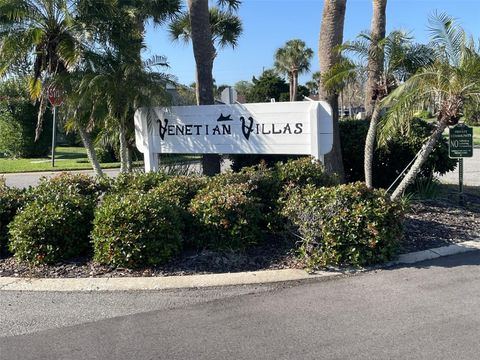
[1,195,479,279]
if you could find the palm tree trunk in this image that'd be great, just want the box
[77,126,104,177]
[188,0,220,176]
[318,0,347,181]
[292,71,298,101]
[126,146,133,172]
[365,0,387,117]
[391,118,448,201]
[119,122,129,173]
[323,95,345,180]
[364,103,381,187]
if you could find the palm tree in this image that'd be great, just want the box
[365,0,387,117]
[61,73,105,177]
[274,39,313,102]
[380,13,480,200]
[0,0,83,140]
[170,0,242,176]
[336,30,433,187]
[318,0,347,181]
[78,50,173,173]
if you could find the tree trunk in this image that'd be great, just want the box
[364,103,382,187]
[365,0,387,117]
[77,125,104,177]
[188,0,220,176]
[390,118,448,201]
[323,95,345,180]
[363,0,387,187]
[119,121,129,173]
[126,145,133,172]
[291,71,298,101]
[318,0,347,181]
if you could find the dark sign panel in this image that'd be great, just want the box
[449,124,473,158]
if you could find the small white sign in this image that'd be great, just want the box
[135,101,333,172]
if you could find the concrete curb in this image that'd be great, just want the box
[0,240,479,292]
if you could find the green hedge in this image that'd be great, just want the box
[282,182,405,268]
[0,79,52,158]
[8,191,94,265]
[190,181,263,250]
[340,118,456,188]
[0,186,29,257]
[91,191,183,268]
[109,171,169,194]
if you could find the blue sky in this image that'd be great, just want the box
[144,0,480,87]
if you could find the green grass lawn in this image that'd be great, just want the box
[473,126,480,146]
[0,147,200,173]
[0,147,124,173]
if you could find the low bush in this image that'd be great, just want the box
[94,146,117,163]
[275,157,339,188]
[0,186,29,256]
[190,182,263,250]
[33,173,104,202]
[109,171,169,194]
[282,182,405,268]
[91,191,183,268]
[153,176,207,246]
[228,154,300,172]
[8,191,94,265]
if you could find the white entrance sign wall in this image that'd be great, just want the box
[135,101,333,172]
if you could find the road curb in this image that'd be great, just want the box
[0,240,479,292]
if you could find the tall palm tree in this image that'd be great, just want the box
[365,0,387,117]
[337,30,433,187]
[61,72,105,177]
[363,0,387,188]
[274,39,313,102]
[318,0,347,181]
[380,13,480,200]
[78,50,173,173]
[0,0,83,140]
[170,0,242,176]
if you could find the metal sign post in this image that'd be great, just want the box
[449,124,473,205]
[47,85,65,167]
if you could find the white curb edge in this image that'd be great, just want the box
[0,240,479,292]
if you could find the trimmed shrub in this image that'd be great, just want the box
[94,146,117,163]
[92,191,183,268]
[152,176,207,246]
[33,173,104,202]
[282,182,405,268]
[190,182,263,250]
[275,157,339,188]
[109,171,169,194]
[0,186,29,256]
[228,154,301,172]
[8,191,94,265]
[340,118,456,188]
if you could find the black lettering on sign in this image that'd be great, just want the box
[158,119,168,140]
[294,123,303,134]
[240,116,254,140]
[217,113,233,122]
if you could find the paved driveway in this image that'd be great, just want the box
[438,148,480,186]
[1,251,480,360]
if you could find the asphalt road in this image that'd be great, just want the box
[438,147,480,186]
[1,251,480,360]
